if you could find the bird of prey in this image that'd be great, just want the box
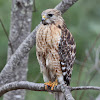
[36,9,76,99]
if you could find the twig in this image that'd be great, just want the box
[75,34,100,99]
[33,0,36,12]
[71,86,100,91]
[0,81,100,97]
[79,47,100,100]
[78,46,100,100]
[90,46,100,72]
[79,70,97,100]
[0,24,38,87]
[78,34,100,85]
[0,18,13,54]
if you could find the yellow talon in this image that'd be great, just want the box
[44,81,52,90]
[44,79,58,90]
[51,79,58,90]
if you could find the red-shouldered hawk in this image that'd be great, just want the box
[36,9,76,99]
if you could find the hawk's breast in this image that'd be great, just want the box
[36,24,62,52]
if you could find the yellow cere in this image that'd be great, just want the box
[42,15,46,18]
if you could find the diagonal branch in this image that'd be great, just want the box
[0,81,100,97]
[75,34,100,99]
[55,0,78,13]
[0,25,38,85]
[61,85,75,100]
[77,34,100,86]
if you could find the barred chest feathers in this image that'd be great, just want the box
[36,22,76,85]
[36,24,61,52]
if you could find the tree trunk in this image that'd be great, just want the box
[3,0,33,100]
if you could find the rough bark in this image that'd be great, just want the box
[61,85,75,100]
[0,25,38,85]
[55,0,78,13]
[0,81,100,97]
[96,94,100,100]
[3,0,33,100]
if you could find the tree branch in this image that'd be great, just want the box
[61,85,75,100]
[71,86,100,91]
[55,0,78,13]
[0,24,38,85]
[75,34,100,99]
[0,81,100,97]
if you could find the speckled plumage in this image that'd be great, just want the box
[36,9,76,86]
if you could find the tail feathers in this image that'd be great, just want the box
[54,92,66,100]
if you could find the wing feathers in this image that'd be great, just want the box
[58,24,76,85]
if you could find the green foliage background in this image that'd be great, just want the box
[0,0,100,100]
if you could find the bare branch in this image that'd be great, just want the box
[79,70,97,100]
[0,18,13,54]
[71,86,100,91]
[55,0,78,13]
[90,46,100,72]
[61,85,75,100]
[0,81,100,97]
[75,34,100,99]
[77,34,100,86]
[0,24,38,85]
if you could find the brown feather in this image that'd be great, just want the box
[36,9,76,86]
[58,23,76,85]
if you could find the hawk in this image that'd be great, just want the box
[36,9,76,99]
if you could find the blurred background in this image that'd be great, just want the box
[0,0,100,100]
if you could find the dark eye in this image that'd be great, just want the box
[48,14,53,17]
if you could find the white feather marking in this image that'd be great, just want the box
[63,72,67,76]
[46,59,49,66]
[62,67,66,70]
[61,62,65,65]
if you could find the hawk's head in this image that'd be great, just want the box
[41,9,62,25]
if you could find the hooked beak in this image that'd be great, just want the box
[42,15,47,21]
[42,15,48,25]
